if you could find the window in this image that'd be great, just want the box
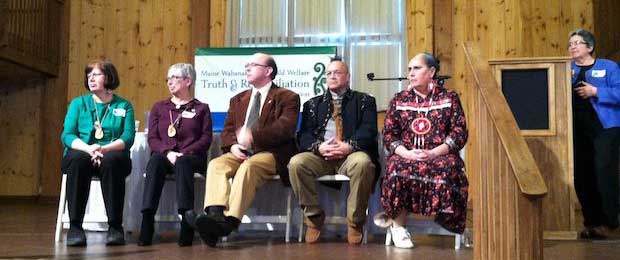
[226,0,407,110]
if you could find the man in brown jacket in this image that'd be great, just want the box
[187,52,300,247]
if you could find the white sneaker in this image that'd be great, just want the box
[388,225,414,249]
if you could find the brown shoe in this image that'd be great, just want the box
[304,211,325,244]
[347,221,364,245]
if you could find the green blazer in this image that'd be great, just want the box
[61,93,136,154]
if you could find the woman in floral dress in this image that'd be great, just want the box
[381,53,468,248]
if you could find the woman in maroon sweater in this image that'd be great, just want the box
[138,63,212,247]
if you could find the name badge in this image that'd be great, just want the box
[113,108,126,117]
[592,69,606,78]
[182,111,196,118]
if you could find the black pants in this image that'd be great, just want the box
[141,153,206,215]
[61,149,132,230]
[574,110,620,228]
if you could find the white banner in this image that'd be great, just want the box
[195,47,337,110]
[194,47,337,131]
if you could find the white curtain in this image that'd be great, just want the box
[225,0,407,110]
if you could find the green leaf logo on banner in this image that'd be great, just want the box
[313,62,327,95]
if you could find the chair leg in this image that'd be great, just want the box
[55,174,68,242]
[298,210,304,242]
[454,233,462,250]
[385,228,392,246]
[285,189,292,243]
[363,208,369,244]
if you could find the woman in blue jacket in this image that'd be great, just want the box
[569,29,620,239]
[60,59,135,246]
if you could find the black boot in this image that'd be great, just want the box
[206,206,226,221]
[138,213,155,246]
[66,223,87,247]
[184,210,218,247]
[195,214,241,239]
[178,215,194,247]
[106,226,126,246]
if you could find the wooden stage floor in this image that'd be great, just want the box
[1,198,619,260]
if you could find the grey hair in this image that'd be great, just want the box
[169,63,196,88]
[418,52,440,79]
[569,28,596,54]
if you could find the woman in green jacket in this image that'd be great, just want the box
[60,59,135,247]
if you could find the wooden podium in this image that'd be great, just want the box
[489,57,578,240]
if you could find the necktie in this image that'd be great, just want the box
[246,92,261,129]
[332,99,343,140]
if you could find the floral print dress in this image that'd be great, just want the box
[381,86,468,233]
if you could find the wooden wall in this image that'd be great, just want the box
[406,0,594,104]
[594,0,620,60]
[0,1,69,197]
[0,79,45,195]
[67,0,193,124]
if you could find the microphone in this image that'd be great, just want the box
[366,73,452,85]
[436,75,451,86]
[366,72,407,81]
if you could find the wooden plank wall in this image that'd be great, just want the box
[0,1,69,197]
[67,0,196,127]
[39,1,70,196]
[594,0,620,60]
[406,0,595,115]
[0,79,45,196]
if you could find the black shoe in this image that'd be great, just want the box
[194,214,220,247]
[106,227,126,246]
[178,216,194,247]
[195,214,239,238]
[138,214,154,246]
[580,227,607,240]
[183,210,199,229]
[66,227,87,247]
[206,206,226,220]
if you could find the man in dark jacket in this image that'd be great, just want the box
[288,57,378,245]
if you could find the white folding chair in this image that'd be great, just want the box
[297,174,370,244]
[55,174,109,242]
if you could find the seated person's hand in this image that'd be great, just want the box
[319,138,352,160]
[87,144,103,166]
[236,127,254,149]
[231,144,249,161]
[396,147,430,161]
[166,151,183,165]
[86,144,101,157]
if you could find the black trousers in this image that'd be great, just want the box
[141,153,206,215]
[61,149,132,230]
[573,110,620,228]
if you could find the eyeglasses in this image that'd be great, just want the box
[326,70,346,77]
[568,41,587,48]
[88,72,103,78]
[166,75,187,82]
[245,62,270,69]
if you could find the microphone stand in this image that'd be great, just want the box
[367,73,451,86]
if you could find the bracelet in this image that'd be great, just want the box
[444,136,457,150]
